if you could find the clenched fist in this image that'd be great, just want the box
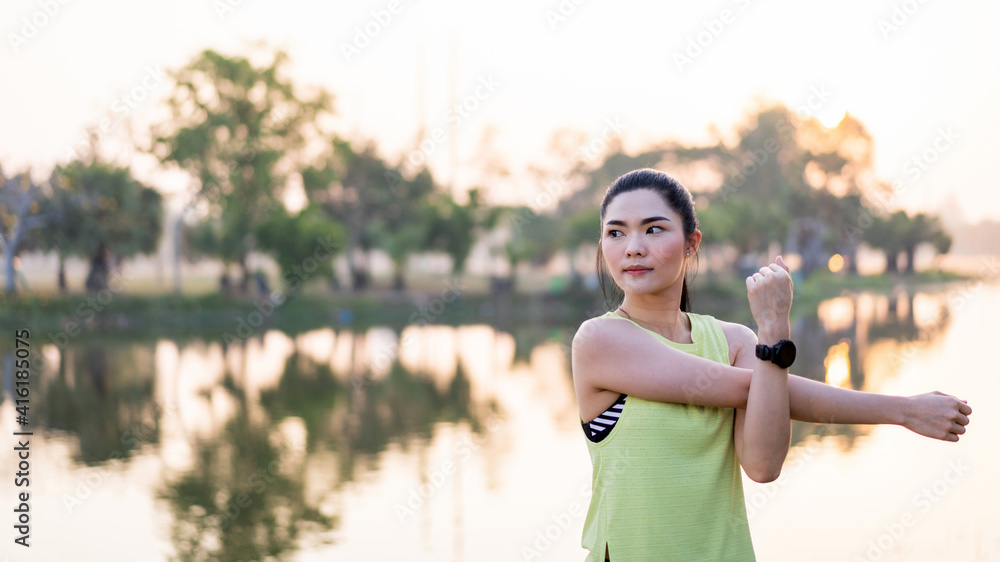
[902,391,972,442]
[746,255,794,343]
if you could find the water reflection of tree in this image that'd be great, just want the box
[868,290,951,348]
[35,344,158,464]
[788,288,953,452]
[160,341,335,562]
[161,331,488,561]
[258,345,482,486]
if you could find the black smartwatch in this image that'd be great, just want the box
[755,340,796,369]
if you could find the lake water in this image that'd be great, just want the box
[2,280,999,561]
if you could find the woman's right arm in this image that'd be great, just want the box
[571,316,752,408]
[570,318,972,441]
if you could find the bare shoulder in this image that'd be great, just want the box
[572,315,627,357]
[571,315,639,380]
[715,319,757,367]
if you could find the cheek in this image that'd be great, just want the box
[653,235,686,258]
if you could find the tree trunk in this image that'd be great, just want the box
[392,262,405,291]
[57,253,67,293]
[173,211,183,295]
[350,248,370,291]
[239,254,251,295]
[4,245,15,294]
[904,246,916,274]
[344,229,369,292]
[884,251,899,274]
[85,242,110,292]
[845,249,858,275]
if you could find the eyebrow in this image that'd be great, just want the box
[605,216,672,227]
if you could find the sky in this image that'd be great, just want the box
[2,0,1000,222]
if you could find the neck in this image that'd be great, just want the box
[617,292,689,339]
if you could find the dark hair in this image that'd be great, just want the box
[596,168,700,312]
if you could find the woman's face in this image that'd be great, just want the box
[601,188,698,297]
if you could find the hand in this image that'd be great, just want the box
[901,391,972,442]
[746,255,793,342]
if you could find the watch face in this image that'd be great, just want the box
[776,341,796,367]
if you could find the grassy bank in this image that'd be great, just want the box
[0,269,973,339]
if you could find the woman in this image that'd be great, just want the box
[571,169,972,561]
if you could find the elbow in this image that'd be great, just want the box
[745,464,782,484]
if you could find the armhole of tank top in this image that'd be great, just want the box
[582,393,627,444]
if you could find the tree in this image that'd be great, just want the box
[254,203,346,293]
[423,188,499,281]
[35,176,86,293]
[42,160,163,292]
[367,168,437,290]
[302,139,395,291]
[502,207,561,291]
[866,211,909,274]
[559,206,601,288]
[902,213,952,274]
[0,168,51,294]
[150,46,333,294]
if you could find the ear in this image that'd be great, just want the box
[686,230,702,255]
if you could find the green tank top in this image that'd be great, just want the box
[581,311,756,561]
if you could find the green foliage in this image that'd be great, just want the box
[43,160,163,262]
[561,207,600,251]
[150,47,333,282]
[866,210,952,273]
[424,188,497,275]
[254,204,345,289]
[505,207,561,270]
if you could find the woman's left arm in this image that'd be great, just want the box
[726,322,973,445]
[785,374,972,441]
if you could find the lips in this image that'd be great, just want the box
[624,266,651,273]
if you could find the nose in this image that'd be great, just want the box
[625,234,645,257]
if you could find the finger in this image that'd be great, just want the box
[945,432,959,442]
[952,422,966,435]
[775,255,790,273]
[959,402,972,415]
[956,413,970,425]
